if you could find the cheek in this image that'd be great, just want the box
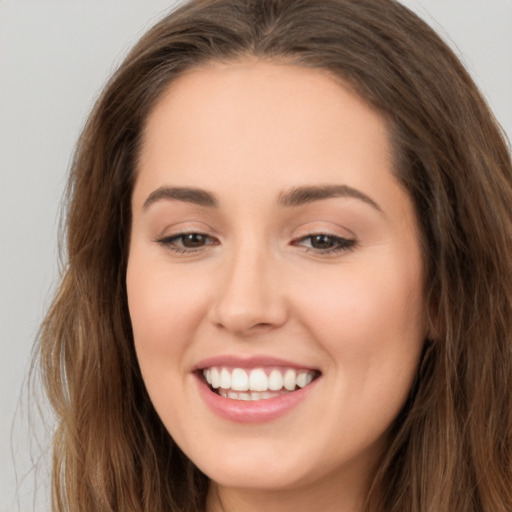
[125,252,212,437]
[292,254,425,394]
[128,253,200,335]
[298,260,422,330]
[126,250,211,379]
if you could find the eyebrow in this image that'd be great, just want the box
[142,184,381,212]
[143,186,218,209]
[279,184,382,212]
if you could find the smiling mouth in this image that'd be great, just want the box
[201,366,320,401]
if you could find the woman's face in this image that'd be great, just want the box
[127,61,426,505]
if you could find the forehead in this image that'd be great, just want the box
[135,59,396,209]
[141,60,390,154]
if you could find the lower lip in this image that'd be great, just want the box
[195,374,318,423]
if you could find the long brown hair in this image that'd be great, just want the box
[36,0,512,510]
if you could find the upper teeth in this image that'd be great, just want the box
[203,367,315,392]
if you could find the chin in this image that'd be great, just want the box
[189,440,316,490]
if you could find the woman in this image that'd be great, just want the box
[37,0,512,510]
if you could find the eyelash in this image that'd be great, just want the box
[155,232,356,255]
[156,233,219,254]
[292,233,356,254]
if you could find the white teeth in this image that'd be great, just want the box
[211,367,220,389]
[297,371,313,388]
[268,369,284,391]
[202,366,317,397]
[231,368,249,391]
[215,390,287,401]
[252,391,275,400]
[249,368,268,391]
[284,369,297,391]
[219,368,231,389]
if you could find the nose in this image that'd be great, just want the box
[208,245,288,337]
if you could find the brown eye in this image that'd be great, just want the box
[292,233,356,255]
[156,232,218,254]
[181,233,208,248]
[309,234,337,250]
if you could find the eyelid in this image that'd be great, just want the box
[291,232,356,253]
[154,230,219,254]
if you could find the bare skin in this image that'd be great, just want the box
[127,60,426,512]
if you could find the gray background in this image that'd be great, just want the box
[1,1,511,510]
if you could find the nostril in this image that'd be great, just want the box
[208,269,288,335]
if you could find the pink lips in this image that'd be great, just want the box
[193,355,320,423]
[192,355,319,372]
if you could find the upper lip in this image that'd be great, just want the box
[192,355,320,372]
